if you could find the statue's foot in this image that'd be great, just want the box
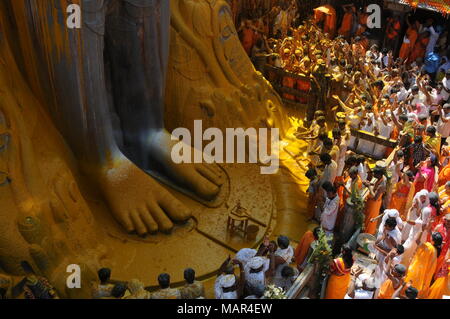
[146,129,225,201]
[93,154,191,235]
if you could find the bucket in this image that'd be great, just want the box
[246,225,259,241]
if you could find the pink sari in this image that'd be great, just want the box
[414,166,435,195]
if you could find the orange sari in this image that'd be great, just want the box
[399,27,418,62]
[389,181,412,219]
[405,242,438,299]
[325,258,351,299]
[438,162,450,187]
[377,279,398,299]
[294,231,315,265]
[427,267,450,299]
[364,179,385,235]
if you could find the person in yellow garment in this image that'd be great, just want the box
[404,228,443,299]
[428,264,450,299]
[325,245,354,299]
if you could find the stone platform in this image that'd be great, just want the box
[85,162,275,288]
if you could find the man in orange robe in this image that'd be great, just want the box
[313,5,337,38]
[399,23,418,63]
[338,5,354,40]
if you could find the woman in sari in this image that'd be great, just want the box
[325,245,354,299]
[364,167,387,235]
[389,171,414,219]
[405,230,442,299]
[428,263,450,299]
[413,155,438,195]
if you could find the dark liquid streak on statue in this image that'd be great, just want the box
[10,0,223,236]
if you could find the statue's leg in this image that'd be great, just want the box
[22,0,191,234]
[104,0,224,201]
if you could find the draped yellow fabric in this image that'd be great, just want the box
[377,279,395,299]
[427,271,450,299]
[405,242,438,298]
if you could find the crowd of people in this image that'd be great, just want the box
[1,1,449,300]
[233,1,450,299]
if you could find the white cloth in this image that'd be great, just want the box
[425,26,439,55]
[377,209,404,239]
[357,117,375,155]
[215,275,238,299]
[244,257,270,295]
[337,138,348,177]
[273,246,294,282]
[347,114,361,149]
[411,92,427,108]
[441,77,450,101]
[235,248,257,267]
[319,160,338,186]
[358,163,368,182]
[437,112,450,138]
[320,195,340,231]
[374,119,393,158]
[402,206,432,268]
[374,229,401,288]
[401,190,430,242]
[397,87,410,102]
[344,289,374,299]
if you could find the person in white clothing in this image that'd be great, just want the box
[373,217,403,288]
[320,182,339,237]
[425,24,440,56]
[356,111,376,155]
[244,256,270,296]
[401,205,432,269]
[373,111,394,158]
[441,70,450,101]
[318,153,338,187]
[401,189,430,242]
[437,103,450,145]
